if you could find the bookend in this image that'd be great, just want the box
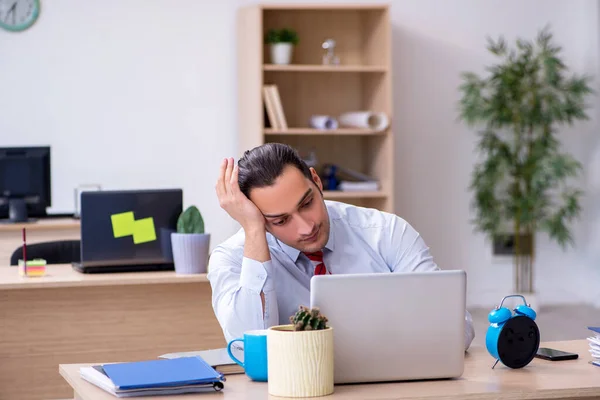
[486,294,540,369]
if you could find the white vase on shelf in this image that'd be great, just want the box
[270,43,293,65]
[170,233,210,274]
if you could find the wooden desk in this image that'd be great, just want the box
[0,264,225,400]
[60,340,600,400]
[0,218,80,264]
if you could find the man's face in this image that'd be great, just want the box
[249,165,330,253]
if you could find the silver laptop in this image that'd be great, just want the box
[310,270,466,384]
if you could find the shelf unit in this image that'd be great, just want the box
[238,3,393,212]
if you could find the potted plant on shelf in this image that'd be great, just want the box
[267,305,334,397]
[170,205,210,274]
[458,27,592,298]
[265,28,299,65]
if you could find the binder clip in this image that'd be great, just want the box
[486,294,540,369]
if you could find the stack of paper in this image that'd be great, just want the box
[338,181,380,191]
[587,327,600,366]
[80,357,225,397]
[159,348,244,375]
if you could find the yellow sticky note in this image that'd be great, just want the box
[133,217,157,244]
[111,212,135,238]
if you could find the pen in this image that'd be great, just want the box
[22,227,27,275]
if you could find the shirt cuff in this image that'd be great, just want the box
[239,257,272,293]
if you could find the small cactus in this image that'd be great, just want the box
[289,305,328,331]
[177,205,205,234]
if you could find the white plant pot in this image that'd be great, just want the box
[270,43,294,65]
[170,233,210,274]
[267,325,334,398]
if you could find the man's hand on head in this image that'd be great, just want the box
[215,157,266,233]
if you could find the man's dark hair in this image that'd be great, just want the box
[238,143,313,198]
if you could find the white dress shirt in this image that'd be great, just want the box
[207,200,475,350]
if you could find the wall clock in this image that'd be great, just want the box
[0,0,40,32]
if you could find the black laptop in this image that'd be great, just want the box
[72,189,183,273]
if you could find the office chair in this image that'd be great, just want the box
[10,240,81,266]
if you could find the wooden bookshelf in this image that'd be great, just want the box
[238,4,394,212]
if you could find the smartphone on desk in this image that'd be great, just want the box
[535,347,579,361]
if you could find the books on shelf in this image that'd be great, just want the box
[159,347,244,375]
[79,357,225,397]
[263,84,287,130]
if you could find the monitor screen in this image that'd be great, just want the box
[80,189,183,267]
[0,146,51,219]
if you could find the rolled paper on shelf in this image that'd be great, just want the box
[338,111,389,131]
[309,115,339,130]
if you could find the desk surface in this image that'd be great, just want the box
[0,217,79,232]
[0,264,208,290]
[60,340,599,400]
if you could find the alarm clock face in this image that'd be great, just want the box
[497,315,540,369]
[0,0,40,32]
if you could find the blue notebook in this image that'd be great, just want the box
[102,356,224,390]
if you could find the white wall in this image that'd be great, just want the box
[1,0,599,308]
[0,0,241,243]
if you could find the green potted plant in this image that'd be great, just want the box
[458,27,593,296]
[170,205,210,274]
[267,305,334,397]
[265,28,299,65]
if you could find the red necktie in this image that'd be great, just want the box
[304,250,329,275]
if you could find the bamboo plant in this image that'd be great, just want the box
[458,27,593,293]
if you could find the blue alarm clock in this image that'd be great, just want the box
[486,294,540,369]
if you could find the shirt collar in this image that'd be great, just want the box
[277,216,335,262]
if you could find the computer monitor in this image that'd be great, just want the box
[0,146,51,223]
[73,189,183,273]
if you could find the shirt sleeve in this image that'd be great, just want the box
[206,245,279,344]
[385,215,439,274]
[384,216,475,350]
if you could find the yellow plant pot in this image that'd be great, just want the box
[267,324,334,398]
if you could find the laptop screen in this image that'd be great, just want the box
[80,189,183,267]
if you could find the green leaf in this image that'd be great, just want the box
[487,35,507,56]
[177,206,205,234]
[540,212,573,250]
[561,188,584,220]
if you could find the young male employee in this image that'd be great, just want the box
[207,143,475,350]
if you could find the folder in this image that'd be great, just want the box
[80,357,225,397]
[103,357,224,390]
